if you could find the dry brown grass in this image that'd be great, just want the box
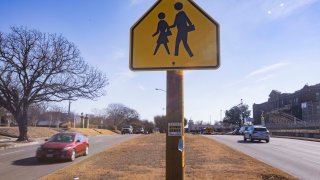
[43,134,296,180]
[0,127,115,139]
[68,128,115,136]
[185,135,295,180]
[0,127,58,138]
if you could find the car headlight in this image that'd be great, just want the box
[62,147,73,151]
[37,146,43,151]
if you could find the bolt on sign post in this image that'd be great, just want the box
[130,0,220,179]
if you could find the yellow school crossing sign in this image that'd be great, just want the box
[130,0,220,71]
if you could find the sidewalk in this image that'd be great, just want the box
[0,135,43,150]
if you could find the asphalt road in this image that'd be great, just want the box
[203,135,320,180]
[0,134,137,180]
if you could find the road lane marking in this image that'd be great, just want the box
[1,150,25,156]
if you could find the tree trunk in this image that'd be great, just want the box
[16,108,29,142]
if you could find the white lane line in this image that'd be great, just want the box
[1,150,25,156]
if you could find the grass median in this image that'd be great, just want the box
[43,134,295,180]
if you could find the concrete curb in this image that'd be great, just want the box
[271,135,320,142]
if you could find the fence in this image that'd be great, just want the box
[265,109,320,139]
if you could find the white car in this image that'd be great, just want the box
[243,126,270,143]
[121,125,133,134]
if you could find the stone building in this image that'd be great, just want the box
[253,84,320,125]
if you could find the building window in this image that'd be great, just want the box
[316,93,320,101]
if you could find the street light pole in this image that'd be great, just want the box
[155,88,166,111]
[155,88,167,92]
[241,99,243,125]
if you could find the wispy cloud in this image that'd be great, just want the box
[113,51,126,61]
[264,0,317,19]
[115,70,136,79]
[255,74,276,83]
[138,84,146,91]
[246,62,289,78]
[130,0,149,6]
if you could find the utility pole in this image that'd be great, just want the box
[68,94,71,127]
[166,70,184,180]
[85,114,89,128]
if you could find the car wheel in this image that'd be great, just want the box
[84,145,89,156]
[250,135,254,142]
[37,157,45,162]
[266,139,270,143]
[70,149,76,161]
[243,136,247,141]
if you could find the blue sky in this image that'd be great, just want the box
[1,0,320,123]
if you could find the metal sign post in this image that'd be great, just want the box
[129,0,220,179]
[166,70,184,180]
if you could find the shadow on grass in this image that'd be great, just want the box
[12,157,69,166]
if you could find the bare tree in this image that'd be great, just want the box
[154,115,167,133]
[105,103,140,130]
[0,27,108,141]
[0,106,8,125]
[28,102,48,126]
[142,120,155,133]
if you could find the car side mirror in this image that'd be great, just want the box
[45,139,48,141]
[76,140,81,143]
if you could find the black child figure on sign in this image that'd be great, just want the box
[152,12,171,55]
[170,2,195,57]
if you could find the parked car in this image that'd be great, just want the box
[36,132,89,162]
[134,127,145,134]
[243,126,270,143]
[232,128,241,135]
[121,125,133,134]
[239,126,249,135]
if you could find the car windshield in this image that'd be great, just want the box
[48,134,75,143]
[254,128,267,132]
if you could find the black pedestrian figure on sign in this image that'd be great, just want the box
[170,2,195,57]
[152,12,171,55]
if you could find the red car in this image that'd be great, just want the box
[36,132,89,162]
